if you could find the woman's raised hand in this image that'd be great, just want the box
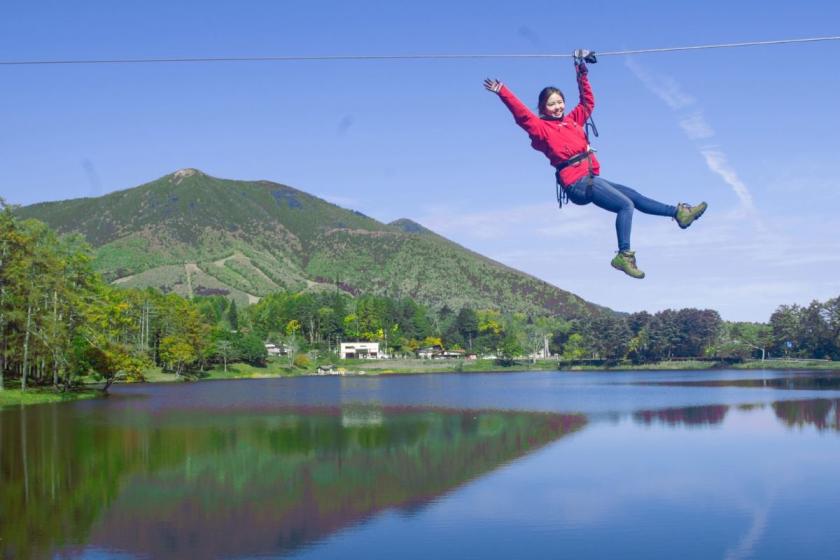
[483,78,502,93]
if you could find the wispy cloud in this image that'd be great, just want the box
[701,149,757,214]
[625,58,695,110]
[679,112,715,140]
[625,58,759,224]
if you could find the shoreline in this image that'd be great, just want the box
[3,358,838,408]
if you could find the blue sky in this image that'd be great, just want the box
[2,0,839,322]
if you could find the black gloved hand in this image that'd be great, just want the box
[573,49,598,64]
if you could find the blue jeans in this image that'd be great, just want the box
[566,176,677,252]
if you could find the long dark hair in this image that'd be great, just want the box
[538,86,565,117]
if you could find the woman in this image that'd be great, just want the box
[484,60,706,279]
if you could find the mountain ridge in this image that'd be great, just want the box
[17,169,607,318]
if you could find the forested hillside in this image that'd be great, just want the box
[18,169,601,318]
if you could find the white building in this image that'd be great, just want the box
[264,343,286,356]
[417,346,465,359]
[340,342,383,359]
[417,345,442,359]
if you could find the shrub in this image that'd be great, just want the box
[293,353,311,369]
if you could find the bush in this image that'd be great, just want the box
[293,353,311,369]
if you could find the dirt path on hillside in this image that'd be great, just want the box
[185,263,200,298]
[212,252,240,267]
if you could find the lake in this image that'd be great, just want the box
[2,369,840,559]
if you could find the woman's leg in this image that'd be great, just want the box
[605,180,707,228]
[569,177,634,252]
[567,177,645,278]
[607,181,677,218]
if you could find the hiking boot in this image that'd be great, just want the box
[675,202,708,229]
[611,250,645,279]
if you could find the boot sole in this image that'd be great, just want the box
[611,262,645,279]
[678,203,707,229]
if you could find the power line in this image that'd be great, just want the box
[2,35,839,66]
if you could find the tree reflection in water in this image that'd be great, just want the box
[632,399,840,432]
[5,383,839,559]
[0,404,585,560]
[637,375,840,391]
[633,405,730,427]
[772,399,840,431]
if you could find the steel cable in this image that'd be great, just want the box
[2,35,839,66]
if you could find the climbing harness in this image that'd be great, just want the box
[554,148,596,207]
[555,177,569,209]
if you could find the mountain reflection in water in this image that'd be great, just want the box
[0,405,585,560]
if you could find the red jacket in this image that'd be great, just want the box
[497,72,600,187]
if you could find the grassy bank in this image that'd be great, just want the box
[144,357,840,381]
[167,357,840,378]
[734,359,840,370]
[141,362,308,383]
[0,387,100,409]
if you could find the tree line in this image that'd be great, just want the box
[2,200,838,391]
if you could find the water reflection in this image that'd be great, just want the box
[637,374,840,391]
[632,399,840,432]
[0,404,585,559]
[773,399,840,431]
[5,372,840,560]
[633,404,730,427]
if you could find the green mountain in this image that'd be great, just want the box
[17,169,603,317]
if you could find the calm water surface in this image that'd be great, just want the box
[3,369,840,559]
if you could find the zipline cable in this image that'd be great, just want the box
[2,35,839,66]
[597,36,840,56]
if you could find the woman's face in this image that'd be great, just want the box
[542,93,565,118]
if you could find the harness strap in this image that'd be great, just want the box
[555,179,569,209]
[554,148,596,209]
[554,148,595,172]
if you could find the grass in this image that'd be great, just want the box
[201,362,302,379]
[276,357,840,374]
[0,386,100,409]
[140,357,840,382]
[735,359,840,370]
[140,361,305,383]
[340,358,723,373]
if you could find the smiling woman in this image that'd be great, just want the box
[484,57,707,279]
[3,0,839,324]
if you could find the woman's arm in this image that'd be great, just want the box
[566,63,595,126]
[485,78,545,139]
